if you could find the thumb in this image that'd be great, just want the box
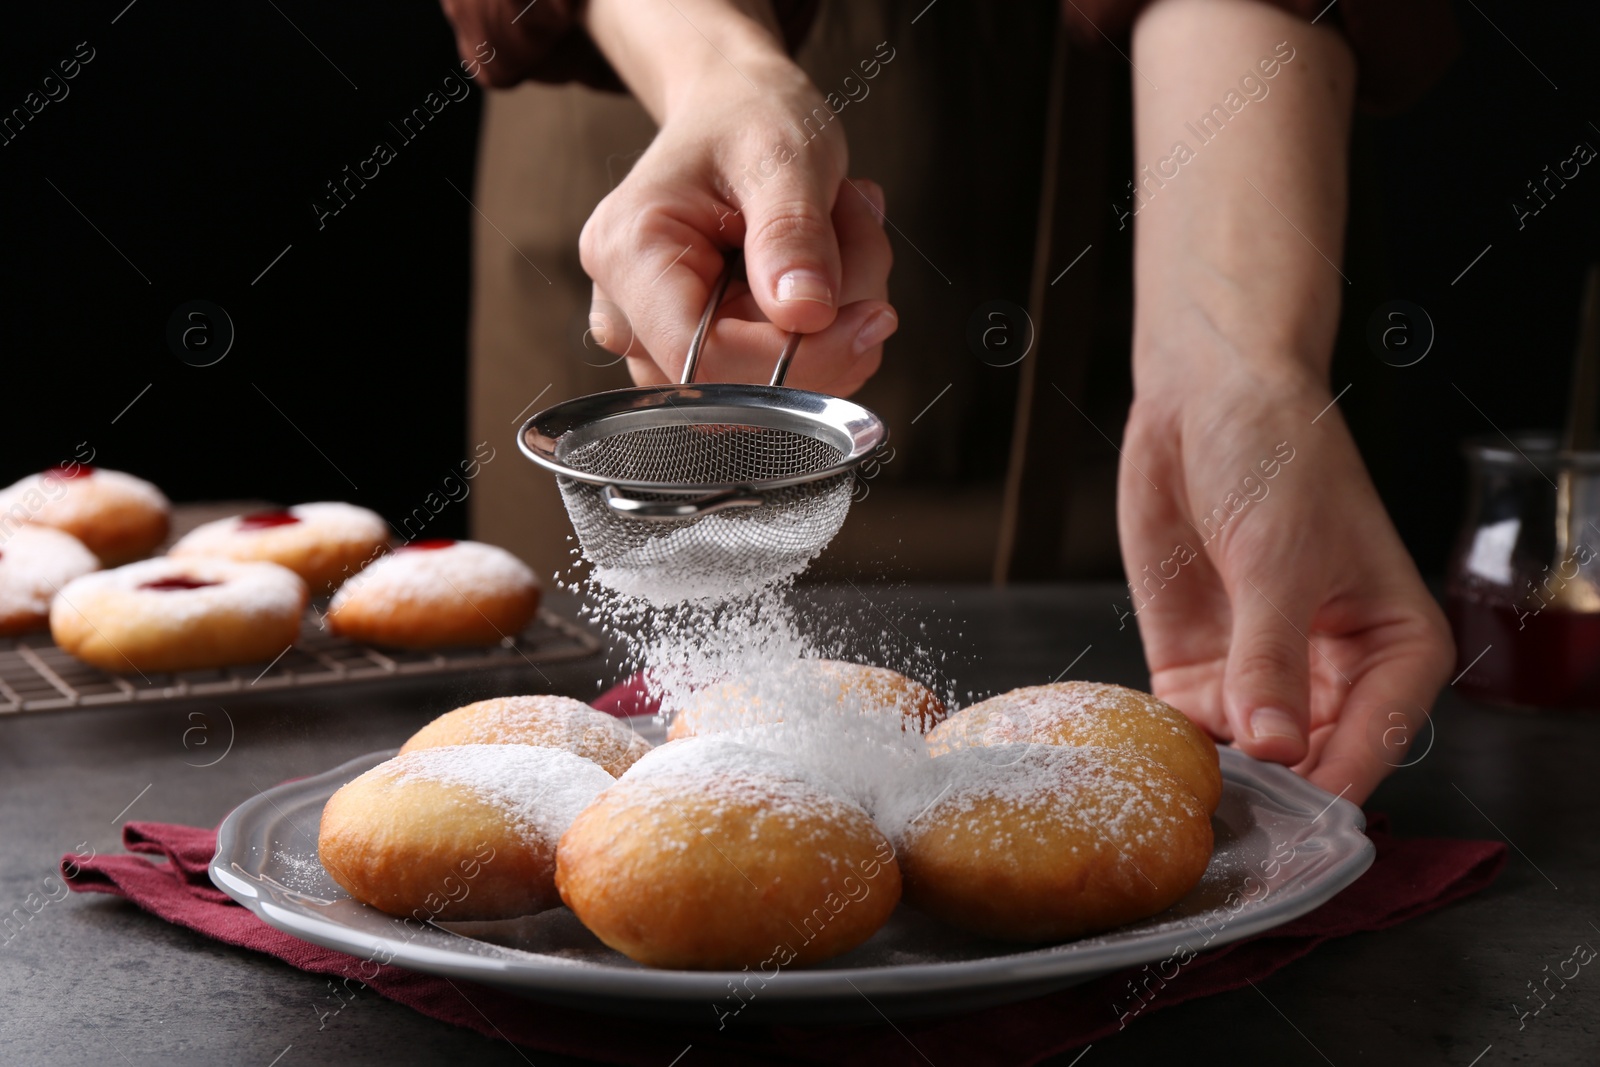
[1224,577,1313,765]
[741,170,843,335]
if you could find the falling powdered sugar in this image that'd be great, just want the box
[580,578,820,722]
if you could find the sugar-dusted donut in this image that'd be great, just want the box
[49,558,306,673]
[885,744,1212,942]
[556,737,901,969]
[401,695,652,777]
[0,465,169,565]
[324,539,540,648]
[169,502,389,594]
[319,745,614,921]
[926,682,1222,813]
[0,525,99,636]
[668,659,947,740]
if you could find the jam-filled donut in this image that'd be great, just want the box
[169,502,389,594]
[0,526,99,636]
[927,682,1222,813]
[0,465,169,565]
[319,744,615,921]
[401,695,652,777]
[49,558,307,673]
[557,737,901,969]
[888,744,1212,942]
[668,659,947,740]
[324,539,540,648]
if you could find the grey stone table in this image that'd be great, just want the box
[2,584,1596,1066]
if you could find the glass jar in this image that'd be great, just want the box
[1447,434,1600,709]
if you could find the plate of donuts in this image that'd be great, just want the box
[212,679,1374,1022]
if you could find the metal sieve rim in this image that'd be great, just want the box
[518,382,887,493]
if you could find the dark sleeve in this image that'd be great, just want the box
[1060,0,1460,113]
[439,0,822,93]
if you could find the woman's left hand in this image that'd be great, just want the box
[1117,366,1454,803]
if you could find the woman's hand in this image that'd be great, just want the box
[1122,0,1452,802]
[578,2,895,392]
[1119,368,1454,803]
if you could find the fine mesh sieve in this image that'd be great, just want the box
[519,261,887,594]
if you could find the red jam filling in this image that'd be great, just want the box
[54,463,94,479]
[139,577,220,592]
[238,510,301,530]
[400,539,456,551]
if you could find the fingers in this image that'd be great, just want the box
[594,179,895,394]
[770,178,896,393]
[1305,617,1453,804]
[579,198,724,383]
[585,284,639,362]
[687,177,894,390]
[835,178,892,308]
[1114,404,1234,738]
[673,307,886,391]
[1221,572,1313,766]
[741,161,845,335]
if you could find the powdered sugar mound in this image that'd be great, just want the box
[55,557,306,623]
[966,682,1171,734]
[876,744,1194,848]
[673,657,933,813]
[677,658,932,730]
[0,525,98,620]
[439,695,639,744]
[329,540,537,614]
[387,744,614,845]
[619,735,870,819]
[0,467,168,529]
[721,715,929,819]
[409,695,651,773]
[173,501,388,553]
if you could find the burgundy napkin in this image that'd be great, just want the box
[62,684,1508,1067]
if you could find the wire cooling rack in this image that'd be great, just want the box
[0,609,601,715]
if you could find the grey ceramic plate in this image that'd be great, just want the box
[211,716,1374,1022]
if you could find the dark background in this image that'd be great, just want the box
[1,0,481,537]
[2,0,1597,572]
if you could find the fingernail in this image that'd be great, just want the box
[776,270,833,307]
[853,308,898,354]
[1249,707,1302,743]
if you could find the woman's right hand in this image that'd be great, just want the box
[578,49,896,394]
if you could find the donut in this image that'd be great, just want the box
[319,745,614,921]
[0,525,99,636]
[926,682,1222,813]
[886,745,1212,942]
[49,558,307,673]
[668,659,947,740]
[0,465,169,565]
[169,502,389,594]
[401,695,652,776]
[556,737,901,969]
[324,539,540,648]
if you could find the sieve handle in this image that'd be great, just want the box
[680,253,803,387]
[601,484,764,520]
